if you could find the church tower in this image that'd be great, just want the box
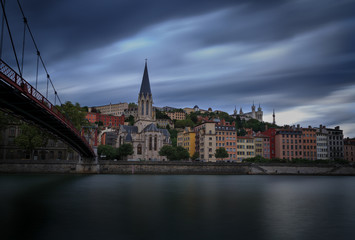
[137,60,155,132]
[251,101,256,119]
[256,103,263,121]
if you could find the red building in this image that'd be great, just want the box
[261,128,276,159]
[344,138,355,162]
[86,112,124,128]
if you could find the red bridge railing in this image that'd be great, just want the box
[0,59,94,156]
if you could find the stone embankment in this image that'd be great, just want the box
[1,160,355,175]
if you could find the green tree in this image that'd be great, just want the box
[128,102,138,108]
[97,145,116,160]
[14,124,49,160]
[56,101,87,130]
[175,146,190,160]
[95,121,103,126]
[159,145,176,160]
[191,152,199,161]
[125,115,135,126]
[215,147,229,160]
[117,143,134,160]
[168,128,178,147]
[156,109,170,119]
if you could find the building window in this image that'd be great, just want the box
[149,136,152,150]
[154,135,157,151]
[137,144,142,155]
[141,100,144,115]
[146,101,149,115]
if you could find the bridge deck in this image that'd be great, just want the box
[0,59,95,158]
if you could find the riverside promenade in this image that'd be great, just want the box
[0,160,355,175]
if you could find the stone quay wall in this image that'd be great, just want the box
[1,160,355,175]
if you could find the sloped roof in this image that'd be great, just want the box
[125,133,133,142]
[121,125,138,134]
[139,61,151,97]
[143,123,159,132]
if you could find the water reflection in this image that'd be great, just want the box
[0,175,354,240]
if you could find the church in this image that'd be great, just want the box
[116,61,171,161]
[231,103,263,122]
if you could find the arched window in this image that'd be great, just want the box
[137,144,142,155]
[141,100,144,115]
[146,100,149,115]
[149,136,152,150]
[154,135,157,151]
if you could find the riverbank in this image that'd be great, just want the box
[1,160,355,175]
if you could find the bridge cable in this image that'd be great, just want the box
[35,50,39,88]
[16,0,63,106]
[0,0,5,59]
[21,16,27,75]
[0,0,22,76]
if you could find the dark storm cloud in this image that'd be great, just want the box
[1,0,355,136]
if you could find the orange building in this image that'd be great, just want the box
[301,127,317,160]
[166,111,186,120]
[275,128,303,161]
[86,112,124,128]
[215,119,237,161]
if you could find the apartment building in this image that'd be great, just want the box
[275,128,303,161]
[237,136,255,162]
[215,119,237,161]
[177,127,196,158]
[301,127,317,160]
[89,102,128,116]
[166,111,186,120]
[194,122,216,162]
[86,112,125,128]
[327,126,344,159]
[344,138,355,162]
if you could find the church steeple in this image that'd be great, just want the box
[139,59,151,97]
[137,60,155,131]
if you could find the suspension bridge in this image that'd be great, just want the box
[0,1,95,159]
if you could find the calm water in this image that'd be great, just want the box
[0,175,354,240]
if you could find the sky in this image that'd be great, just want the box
[1,0,355,137]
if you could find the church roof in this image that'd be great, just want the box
[139,60,151,97]
[143,123,159,132]
[125,133,133,142]
[121,125,138,134]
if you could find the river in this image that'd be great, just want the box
[0,175,354,240]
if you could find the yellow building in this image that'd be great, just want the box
[254,136,263,157]
[177,127,196,158]
[237,136,255,162]
[166,111,186,120]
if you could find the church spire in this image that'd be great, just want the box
[139,59,151,97]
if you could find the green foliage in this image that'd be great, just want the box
[14,124,49,160]
[237,128,247,136]
[159,145,176,160]
[117,143,134,160]
[56,101,87,130]
[156,109,170,119]
[191,152,199,161]
[215,147,229,159]
[174,119,194,129]
[95,121,103,126]
[125,115,135,126]
[128,102,138,108]
[159,145,189,160]
[168,128,178,147]
[98,145,117,160]
[175,146,190,160]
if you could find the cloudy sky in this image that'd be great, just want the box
[1,0,355,137]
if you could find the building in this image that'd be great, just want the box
[344,138,355,162]
[89,102,128,116]
[0,123,79,161]
[255,133,270,159]
[215,119,237,161]
[166,111,186,120]
[116,61,171,161]
[194,122,216,162]
[156,119,174,129]
[261,128,276,159]
[86,112,125,128]
[231,103,263,122]
[316,126,328,160]
[237,136,255,162]
[123,107,138,119]
[177,127,196,158]
[274,128,303,161]
[301,126,317,161]
[327,126,344,160]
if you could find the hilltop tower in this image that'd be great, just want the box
[273,109,276,125]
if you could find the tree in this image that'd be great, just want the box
[215,147,229,161]
[168,128,178,147]
[159,145,176,160]
[125,115,135,126]
[175,146,190,160]
[97,145,116,160]
[117,143,134,160]
[128,102,138,108]
[191,152,199,161]
[56,101,87,130]
[14,124,49,160]
[156,109,170,120]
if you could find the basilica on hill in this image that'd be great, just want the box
[116,61,171,161]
